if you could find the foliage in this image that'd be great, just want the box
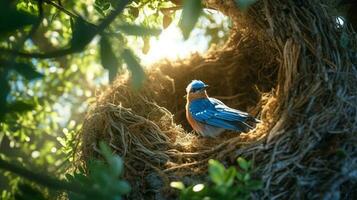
[0,142,130,200]
[171,157,262,200]
[179,0,203,39]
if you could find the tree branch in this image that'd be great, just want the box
[0,158,96,196]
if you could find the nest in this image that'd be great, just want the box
[79,0,357,199]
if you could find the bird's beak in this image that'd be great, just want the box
[204,85,209,88]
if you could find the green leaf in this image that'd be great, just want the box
[170,181,185,190]
[111,180,131,194]
[223,167,237,187]
[243,173,250,181]
[94,0,111,16]
[179,0,203,39]
[100,36,120,82]
[236,172,244,182]
[237,157,250,171]
[208,159,225,185]
[121,49,145,89]
[99,141,113,160]
[0,1,37,34]
[117,24,161,36]
[71,18,97,51]
[245,180,263,190]
[234,0,259,11]
[180,185,202,199]
[94,4,106,16]
[99,141,124,177]
[12,62,44,81]
[109,156,124,177]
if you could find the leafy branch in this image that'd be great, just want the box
[0,158,93,195]
[0,142,130,200]
[171,157,262,200]
[0,0,130,59]
[0,0,163,120]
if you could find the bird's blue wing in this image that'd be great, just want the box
[209,98,249,117]
[210,98,261,123]
[189,98,251,131]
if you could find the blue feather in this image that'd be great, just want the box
[189,98,255,132]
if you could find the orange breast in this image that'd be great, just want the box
[186,102,203,133]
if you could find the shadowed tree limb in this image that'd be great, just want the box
[0,158,97,196]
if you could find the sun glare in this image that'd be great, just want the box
[133,10,230,65]
[140,25,208,64]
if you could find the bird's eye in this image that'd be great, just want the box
[191,88,203,93]
[191,88,198,93]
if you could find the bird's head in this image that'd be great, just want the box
[185,80,209,100]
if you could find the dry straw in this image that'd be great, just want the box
[78,0,356,199]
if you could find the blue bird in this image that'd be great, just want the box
[185,80,260,137]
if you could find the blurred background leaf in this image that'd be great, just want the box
[117,24,161,36]
[11,62,44,81]
[121,49,145,89]
[100,36,120,82]
[179,0,203,39]
[71,18,97,51]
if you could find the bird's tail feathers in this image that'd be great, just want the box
[236,116,261,133]
[246,116,261,123]
[233,121,253,133]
